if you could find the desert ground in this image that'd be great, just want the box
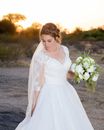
[0,51,104,130]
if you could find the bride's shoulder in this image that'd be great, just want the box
[61,45,69,54]
[61,44,68,49]
[32,50,44,63]
[37,50,49,62]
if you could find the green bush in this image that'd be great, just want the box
[0,19,16,34]
[0,34,19,43]
[0,44,22,61]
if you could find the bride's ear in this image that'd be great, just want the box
[55,36,61,44]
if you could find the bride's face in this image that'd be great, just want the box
[41,34,58,51]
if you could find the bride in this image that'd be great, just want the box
[15,23,94,130]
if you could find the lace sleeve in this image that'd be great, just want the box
[63,46,70,57]
[32,53,45,91]
[26,51,45,117]
[63,45,72,70]
[64,45,72,59]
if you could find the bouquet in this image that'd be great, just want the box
[71,53,100,92]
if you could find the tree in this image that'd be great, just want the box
[0,19,16,34]
[3,13,26,24]
[31,22,42,29]
[72,27,83,35]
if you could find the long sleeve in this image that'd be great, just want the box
[32,55,45,91]
[26,51,45,118]
[63,45,72,69]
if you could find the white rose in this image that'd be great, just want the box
[76,56,83,63]
[83,61,90,69]
[83,57,90,63]
[92,74,99,81]
[88,65,95,72]
[75,64,84,74]
[83,57,91,69]
[89,57,95,64]
[93,65,98,71]
[79,73,83,80]
[83,72,90,80]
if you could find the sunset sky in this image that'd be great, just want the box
[0,0,104,31]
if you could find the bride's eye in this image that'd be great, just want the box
[47,40,52,43]
[42,40,45,43]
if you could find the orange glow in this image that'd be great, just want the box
[0,0,104,31]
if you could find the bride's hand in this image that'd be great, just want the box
[31,103,36,116]
[31,91,40,116]
[67,70,75,80]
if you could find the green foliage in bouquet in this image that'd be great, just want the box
[71,52,100,92]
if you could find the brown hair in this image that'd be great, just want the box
[40,23,61,43]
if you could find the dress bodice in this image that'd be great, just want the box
[42,45,72,85]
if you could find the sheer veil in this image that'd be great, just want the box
[15,42,44,130]
[26,41,44,117]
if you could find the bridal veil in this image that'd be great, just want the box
[15,42,45,130]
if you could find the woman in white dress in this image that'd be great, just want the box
[15,23,94,130]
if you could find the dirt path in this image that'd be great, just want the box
[0,67,104,130]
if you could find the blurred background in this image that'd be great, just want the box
[0,0,104,130]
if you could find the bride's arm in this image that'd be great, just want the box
[67,70,75,80]
[31,91,40,115]
[31,63,45,115]
[64,46,74,80]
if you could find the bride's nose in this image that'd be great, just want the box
[42,43,47,50]
[43,42,49,47]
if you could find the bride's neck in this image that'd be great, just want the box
[44,44,60,53]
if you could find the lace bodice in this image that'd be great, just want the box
[42,45,72,85]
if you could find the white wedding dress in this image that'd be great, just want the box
[15,45,94,130]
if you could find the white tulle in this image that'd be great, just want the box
[25,42,45,117]
[15,44,94,130]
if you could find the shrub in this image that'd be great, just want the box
[0,43,22,61]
